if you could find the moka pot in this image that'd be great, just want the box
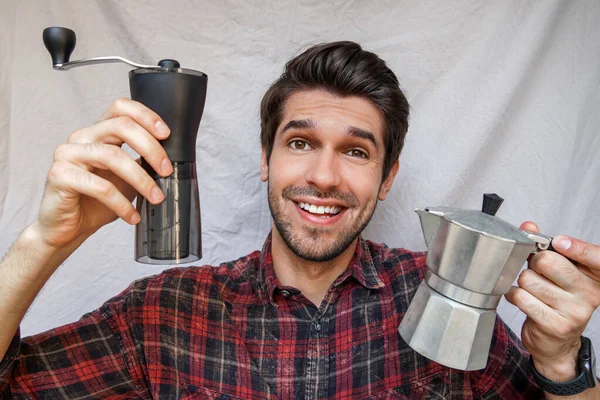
[399,194,559,371]
[43,27,206,264]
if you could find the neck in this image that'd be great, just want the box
[270,227,358,307]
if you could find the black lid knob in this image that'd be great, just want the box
[482,193,504,216]
[158,59,180,69]
[43,27,76,66]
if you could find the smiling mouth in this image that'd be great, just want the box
[296,201,344,218]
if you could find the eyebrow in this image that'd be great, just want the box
[346,126,378,149]
[280,119,317,133]
[281,119,379,149]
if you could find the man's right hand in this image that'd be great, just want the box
[35,98,174,249]
[0,97,175,360]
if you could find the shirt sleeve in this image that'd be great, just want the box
[0,329,21,391]
[0,283,151,399]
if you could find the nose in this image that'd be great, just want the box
[304,148,342,191]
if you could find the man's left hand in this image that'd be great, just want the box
[505,221,600,382]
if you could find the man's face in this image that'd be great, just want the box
[261,89,399,262]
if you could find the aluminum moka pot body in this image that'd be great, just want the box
[398,196,552,370]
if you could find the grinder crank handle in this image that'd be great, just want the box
[43,27,160,71]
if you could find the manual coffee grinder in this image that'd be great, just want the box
[399,193,559,370]
[43,27,207,264]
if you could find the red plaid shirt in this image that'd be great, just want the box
[1,235,542,399]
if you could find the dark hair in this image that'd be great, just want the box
[260,41,409,180]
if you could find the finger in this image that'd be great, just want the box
[520,221,540,233]
[48,161,140,224]
[54,143,165,205]
[551,235,600,271]
[97,169,137,203]
[505,286,569,336]
[577,264,597,282]
[530,250,600,311]
[67,117,172,177]
[528,251,586,292]
[99,98,170,139]
[516,268,572,313]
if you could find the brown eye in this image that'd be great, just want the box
[289,140,311,151]
[347,149,368,159]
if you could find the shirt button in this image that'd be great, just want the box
[280,290,291,297]
[314,322,322,332]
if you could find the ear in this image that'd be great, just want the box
[378,160,399,200]
[260,147,269,182]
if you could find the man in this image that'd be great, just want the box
[1,41,599,399]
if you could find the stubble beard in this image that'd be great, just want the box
[267,183,378,262]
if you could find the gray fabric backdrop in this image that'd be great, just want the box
[1,0,599,371]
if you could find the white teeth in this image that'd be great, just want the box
[298,202,342,215]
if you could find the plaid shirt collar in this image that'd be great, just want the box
[257,232,385,306]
